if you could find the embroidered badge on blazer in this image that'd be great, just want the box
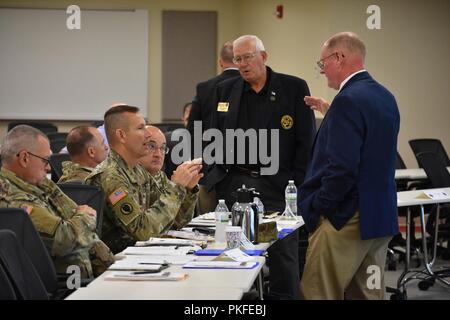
[217,102,229,112]
[281,115,293,130]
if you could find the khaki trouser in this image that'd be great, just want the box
[300,213,391,300]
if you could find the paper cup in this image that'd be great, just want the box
[225,226,242,249]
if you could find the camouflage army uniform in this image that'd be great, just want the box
[150,170,197,230]
[85,150,198,254]
[0,168,114,280]
[58,161,93,184]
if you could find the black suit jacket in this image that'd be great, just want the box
[206,67,316,197]
[188,68,241,134]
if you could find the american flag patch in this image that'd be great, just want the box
[109,188,127,205]
[21,205,33,215]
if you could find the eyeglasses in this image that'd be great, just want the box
[27,151,51,166]
[232,52,258,65]
[316,52,338,70]
[148,142,169,155]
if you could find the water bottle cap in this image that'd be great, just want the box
[288,180,294,184]
[218,199,225,203]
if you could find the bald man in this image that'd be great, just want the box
[139,126,198,229]
[58,126,108,183]
[298,32,400,299]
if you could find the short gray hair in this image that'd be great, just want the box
[234,35,266,52]
[325,31,366,59]
[1,125,48,164]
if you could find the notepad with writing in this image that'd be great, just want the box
[183,261,259,270]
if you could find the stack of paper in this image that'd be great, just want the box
[135,237,206,248]
[109,260,166,271]
[183,261,259,269]
[105,271,188,281]
[165,230,214,242]
[122,245,201,256]
[123,255,196,265]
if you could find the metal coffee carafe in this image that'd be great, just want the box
[231,185,259,244]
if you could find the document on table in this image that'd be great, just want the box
[122,255,197,265]
[108,260,166,271]
[183,261,259,269]
[122,245,201,256]
[135,237,207,248]
[165,230,214,242]
[104,271,188,281]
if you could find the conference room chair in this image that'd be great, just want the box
[0,208,75,299]
[58,183,105,237]
[7,121,57,135]
[0,263,17,300]
[163,130,179,179]
[47,131,68,141]
[388,151,422,271]
[49,153,71,183]
[0,229,49,300]
[415,151,450,291]
[49,137,67,154]
[409,138,450,168]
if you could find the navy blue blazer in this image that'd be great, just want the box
[298,71,400,240]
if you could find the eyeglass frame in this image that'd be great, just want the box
[148,142,169,155]
[18,151,51,166]
[232,52,259,65]
[316,52,338,70]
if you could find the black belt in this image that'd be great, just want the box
[233,166,261,178]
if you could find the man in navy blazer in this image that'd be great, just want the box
[298,32,400,299]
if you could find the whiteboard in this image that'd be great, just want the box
[0,8,148,120]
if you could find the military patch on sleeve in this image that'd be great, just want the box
[20,205,33,215]
[217,102,229,112]
[120,203,133,215]
[108,188,127,205]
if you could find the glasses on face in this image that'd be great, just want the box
[148,142,169,155]
[232,52,258,65]
[316,52,338,70]
[26,151,51,166]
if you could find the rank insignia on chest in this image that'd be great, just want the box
[217,102,229,112]
[281,115,293,130]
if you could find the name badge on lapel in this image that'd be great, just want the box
[217,102,229,112]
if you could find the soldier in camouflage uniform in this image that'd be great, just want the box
[139,125,198,229]
[86,105,203,254]
[58,126,108,183]
[0,125,114,280]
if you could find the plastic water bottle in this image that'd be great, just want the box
[214,199,229,243]
[253,197,264,222]
[282,180,298,220]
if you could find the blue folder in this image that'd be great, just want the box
[194,249,265,256]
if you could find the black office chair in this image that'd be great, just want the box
[409,139,450,168]
[163,130,181,179]
[7,121,57,135]
[414,151,450,290]
[49,138,67,154]
[47,132,68,141]
[49,153,71,183]
[0,208,62,297]
[152,122,185,133]
[0,230,49,300]
[58,183,105,237]
[0,263,17,300]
